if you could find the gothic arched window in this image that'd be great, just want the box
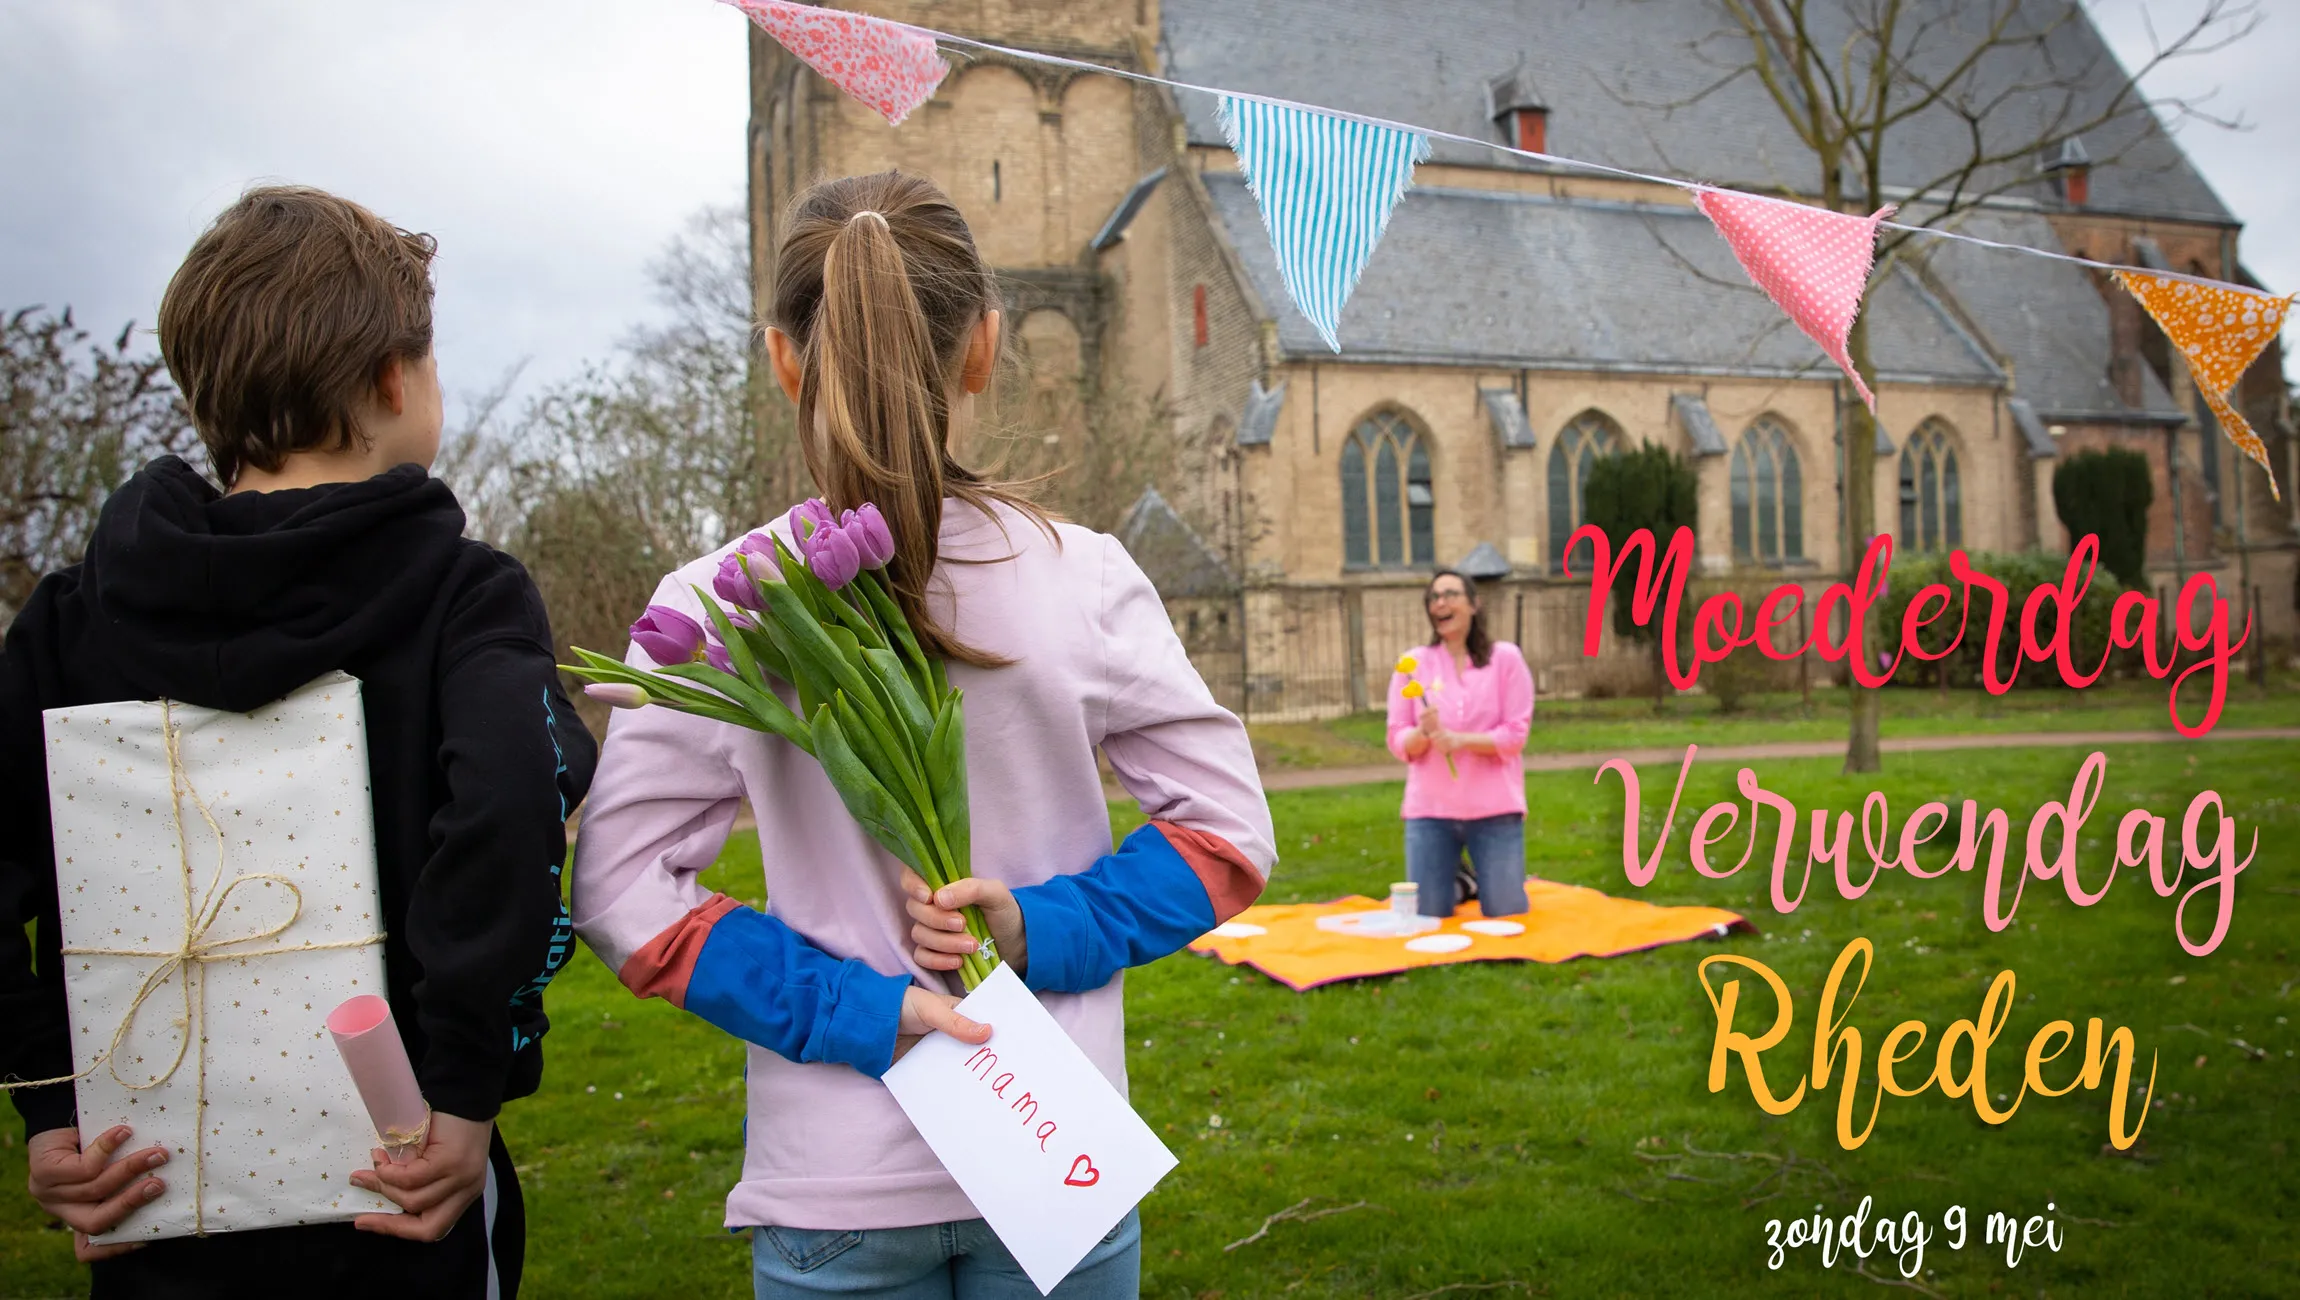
[1548,410,1622,571]
[1730,415,1804,564]
[1899,419,1964,552]
[1341,410,1433,569]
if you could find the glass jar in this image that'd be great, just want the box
[1389,881,1419,917]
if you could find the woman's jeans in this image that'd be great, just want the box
[752,1209,1140,1298]
[1405,814,1529,917]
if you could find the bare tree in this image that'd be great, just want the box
[1693,0,2256,771]
[971,368,1206,537]
[0,308,197,626]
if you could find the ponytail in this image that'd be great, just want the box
[772,172,1052,669]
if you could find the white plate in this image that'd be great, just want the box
[1404,933,1473,954]
[1461,919,1526,937]
[1208,921,1267,939]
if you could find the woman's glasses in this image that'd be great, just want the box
[1425,589,1469,607]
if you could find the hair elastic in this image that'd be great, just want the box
[848,209,891,229]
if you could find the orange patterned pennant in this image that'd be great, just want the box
[2114,270,2291,500]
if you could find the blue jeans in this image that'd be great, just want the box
[751,1209,1140,1299]
[1405,814,1529,917]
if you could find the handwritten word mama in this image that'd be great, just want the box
[1602,747,2254,954]
[1567,528,2250,736]
[964,1046,1061,1154]
[1700,939,2154,1150]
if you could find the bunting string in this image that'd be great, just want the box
[863,13,2261,296]
[724,0,2290,494]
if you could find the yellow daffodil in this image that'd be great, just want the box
[1401,681,1424,699]
[1395,654,1418,673]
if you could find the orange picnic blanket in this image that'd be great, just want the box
[1187,881,1750,990]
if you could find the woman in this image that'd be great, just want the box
[568,172,1276,1298]
[1385,569,1535,918]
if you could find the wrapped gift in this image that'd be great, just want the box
[43,672,395,1242]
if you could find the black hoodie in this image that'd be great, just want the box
[1,457,596,1137]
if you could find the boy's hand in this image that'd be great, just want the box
[349,1112,491,1242]
[893,987,991,1064]
[900,870,1027,977]
[26,1125,166,1261]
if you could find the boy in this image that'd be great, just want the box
[0,186,595,1297]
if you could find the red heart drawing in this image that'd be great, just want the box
[1063,1155,1100,1188]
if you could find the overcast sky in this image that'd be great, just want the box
[2,0,2293,422]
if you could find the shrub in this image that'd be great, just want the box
[1880,549,2127,690]
[2052,448,2152,590]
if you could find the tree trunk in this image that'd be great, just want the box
[1842,307,1883,773]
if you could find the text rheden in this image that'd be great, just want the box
[1701,939,2153,1150]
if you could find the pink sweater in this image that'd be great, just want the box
[1385,641,1534,820]
[569,500,1275,1231]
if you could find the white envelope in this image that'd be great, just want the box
[882,964,1178,1294]
[44,673,394,1241]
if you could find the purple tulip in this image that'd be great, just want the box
[735,530,778,562]
[713,553,765,610]
[704,638,735,674]
[787,498,836,543]
[802,522,863,590]
[584,683,650,709]
[630,605,705,666]
[849,503,895,569]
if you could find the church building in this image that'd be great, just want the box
[747,0,2294,714]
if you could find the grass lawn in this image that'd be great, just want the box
[5,740,2295,1297]
[1246,672,2300,771]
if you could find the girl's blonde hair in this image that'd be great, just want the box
[769,171,1051,669]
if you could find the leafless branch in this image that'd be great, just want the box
[1222,1197,1372,1252]
[1854,1261,1947,1298]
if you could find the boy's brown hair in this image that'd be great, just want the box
[158,185,438,485]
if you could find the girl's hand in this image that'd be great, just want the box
[25,1125,165,1261]
[1415,708,1442,737]
[899,870,1028,977]
[894,987,990,1063]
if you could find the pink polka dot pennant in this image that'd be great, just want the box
[722,0,949,128]
[1695,188,1895,411]
[2114,270,2291,500]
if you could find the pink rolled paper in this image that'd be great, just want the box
[326,995,430,1163]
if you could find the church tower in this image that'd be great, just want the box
[745,3,1171,453]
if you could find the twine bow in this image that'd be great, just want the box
[0,701,386,1236]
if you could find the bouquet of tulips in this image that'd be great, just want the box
[1394,654,1458,780]
[565,499,998,988]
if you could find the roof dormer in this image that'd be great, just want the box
[1487,73,1549,155]
[2044,136,2091,208]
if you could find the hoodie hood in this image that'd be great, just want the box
[74,456,469,713]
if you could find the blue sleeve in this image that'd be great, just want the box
[1010,823,1218,994]
[683,908,912,1078]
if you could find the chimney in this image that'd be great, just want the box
[1488,72,1549,156]
[2044,136,2091,208]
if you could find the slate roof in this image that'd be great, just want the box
[1160,0,2231,224]
[1116,487,1235,597]
[1908,210,2184,422]
[1201,171,2004,385]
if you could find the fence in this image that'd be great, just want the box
[1165,577,1834,722]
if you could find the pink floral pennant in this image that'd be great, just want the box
[1695,189,1895,410]
[720,0,948,127]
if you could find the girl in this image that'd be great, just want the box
[1386,569,1535,918]
[569,171,1275,1299]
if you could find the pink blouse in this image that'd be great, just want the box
[1384,640,1535,820]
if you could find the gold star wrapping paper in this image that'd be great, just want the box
[41,672,395,1242]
